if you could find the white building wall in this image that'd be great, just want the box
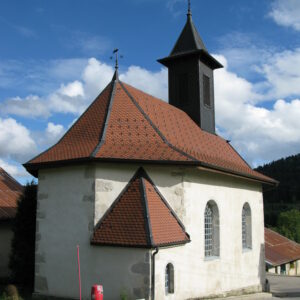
[36,165,151,300]
[36,163,265,300]
[0,222,13,278]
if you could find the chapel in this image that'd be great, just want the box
[24,4,276,300]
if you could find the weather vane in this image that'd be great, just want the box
[110,48,123,70]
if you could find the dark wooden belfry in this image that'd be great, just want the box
[158,3,223,134]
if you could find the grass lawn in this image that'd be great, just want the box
[0,283,33,300]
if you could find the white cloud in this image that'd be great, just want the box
[120,66,168,100]
[35,122,66,148]
[1,58,168,118]
[214,55,300,165]
[0,158,29,179]
[0,118,37,162]
[46,122,65,140]
[1,95,50,118]
[82,58,114,98]
[269,0,300,31]
[257,48,300,99]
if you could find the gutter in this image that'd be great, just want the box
[151,247,159,300]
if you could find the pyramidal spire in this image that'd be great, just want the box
[168,2,207,56]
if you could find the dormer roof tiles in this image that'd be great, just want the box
[91,168,190,248]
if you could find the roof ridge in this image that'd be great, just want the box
[140,176,154,247]
[91,79,118,157]
[25,81,114,166]
[146,175,188,232]
[119,81,198,162]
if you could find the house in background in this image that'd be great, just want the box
[0,167,23,278]
[265,228,300,276]
[24,5,277,300]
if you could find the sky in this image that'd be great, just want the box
[1,0,300,184]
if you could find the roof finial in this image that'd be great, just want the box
[187,0,192,18]
[110,48,123,81]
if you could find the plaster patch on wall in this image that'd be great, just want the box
[95,180,113,192]
[38,193,48,200]
[35,276,48,292]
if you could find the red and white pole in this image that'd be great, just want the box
[77,245,82,300]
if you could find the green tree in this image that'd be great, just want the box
[276,209,300,243]
[9,181,37,291]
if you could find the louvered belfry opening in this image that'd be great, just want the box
[158,8,223,134]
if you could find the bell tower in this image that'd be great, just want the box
[158,2,223,134]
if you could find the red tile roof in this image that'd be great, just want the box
[0,168,23,220]
[265,228,300,266]
[91,168,190,248]
[24,74,276,185]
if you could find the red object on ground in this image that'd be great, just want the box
[91,285,103,300]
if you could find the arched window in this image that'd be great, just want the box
[165,263,174,295]
[242,203,252,249]
[204,200,220,257]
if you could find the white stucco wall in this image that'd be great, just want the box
[36,165,151,300]
[0,222,13,278]
[36,163,265,300]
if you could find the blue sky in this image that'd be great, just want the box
[1,0,300,183]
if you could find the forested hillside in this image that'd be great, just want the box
[255,153,300,242]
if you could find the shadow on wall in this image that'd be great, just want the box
[259,243,266,290]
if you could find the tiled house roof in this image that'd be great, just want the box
[91,168,190,248]
[265,228,300,266]
[24,74,276,185]
[0,168,23,220]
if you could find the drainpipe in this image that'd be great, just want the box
[151,247,159,300]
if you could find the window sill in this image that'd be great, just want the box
[242,247,252,253]
[204,255,220,261]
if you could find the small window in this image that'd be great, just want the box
[177,73,189,106]
[204,200,220,257]
[203,74,211,107]
[165,263,174,295]
[242,203,252,249]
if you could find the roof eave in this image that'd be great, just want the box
[90,239,190,249]
[158,49,223,70]
[24,157,277,185]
